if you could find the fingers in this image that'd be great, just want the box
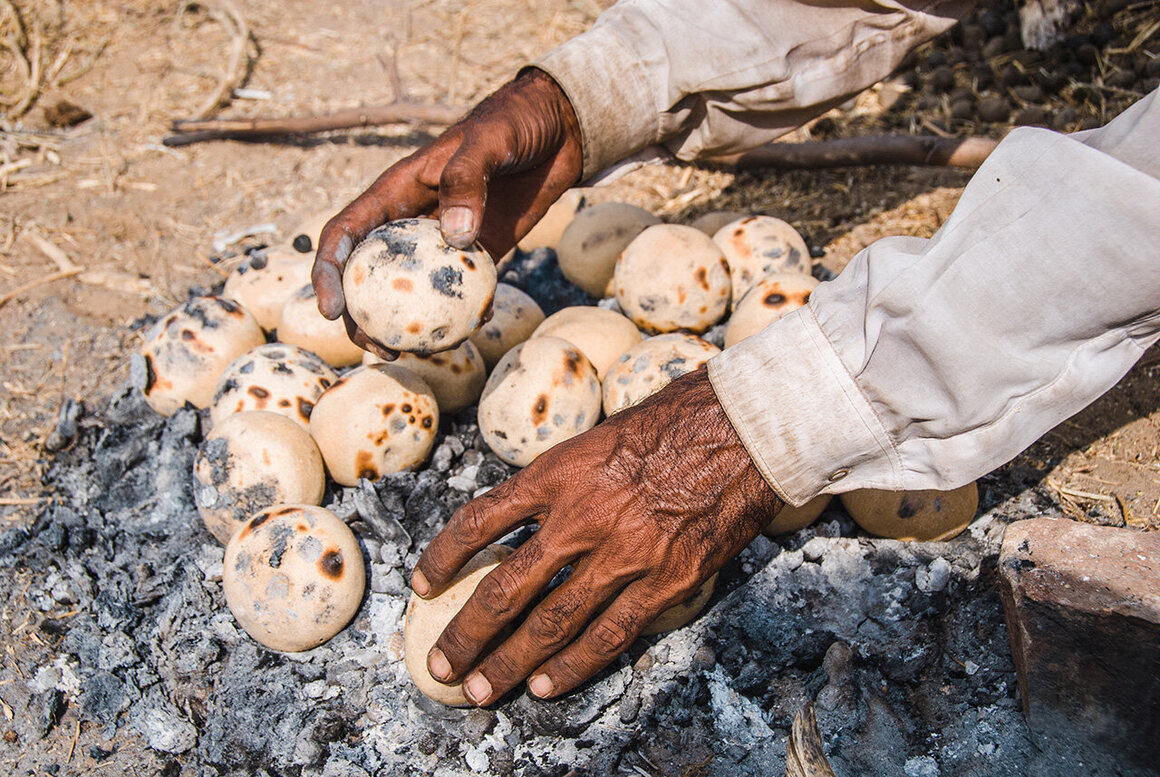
[456,556,629,705]
[526,580,673,699]
[412,475,544,596]
[427,530,574,690]
[341,312,398,362]
[437,133,515,249]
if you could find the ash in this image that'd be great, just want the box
[0,251,1100,776]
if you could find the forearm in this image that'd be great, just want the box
[710,88,1160,506]
[534,0,974,180]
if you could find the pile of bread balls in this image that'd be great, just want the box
[137,197,978,701]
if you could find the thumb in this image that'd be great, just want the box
[438,134,510,249]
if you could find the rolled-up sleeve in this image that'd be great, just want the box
[534,0,972,180]
[710,89,1160,505]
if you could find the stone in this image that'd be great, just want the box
[999,518,1160,771]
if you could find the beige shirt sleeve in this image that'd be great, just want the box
[534,0,973,180]
[709,88,1160,505]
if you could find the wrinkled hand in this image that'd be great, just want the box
[311,68,583,359]
[411,369,783,705]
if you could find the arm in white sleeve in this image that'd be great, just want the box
[534,0,973,180]
[709,88,1160,506]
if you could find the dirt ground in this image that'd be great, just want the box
[1,0,1159,771]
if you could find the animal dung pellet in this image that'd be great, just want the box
[517,189,585,251]
[223,504,365,652]
[222,247,312,331]
[404,544,513,706]
[839,482,979,542]
[712,215,811,301]
[614,224,731,334]
[364,340,486,415]
[602,333,720,416]
[468,282,545,369]
[137,296,265,416]
[343,218,496,353]
[286,208,334,253]
[641,573,717,636]
[556,202,661,298]
[478,337,601,467]
[277,283,365,367]
[309,364,439,486]
[530,306,642,381]
[723,273,818,348]
[193,411,326,544]
[211,343,338,430]
[762,494,832,536]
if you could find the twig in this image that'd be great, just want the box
[786,702,837,777]
[0,268,82,309]
[0,496,44,506]
[177,0,253,119]
[163,102,464,146]
[710,135,1000,170]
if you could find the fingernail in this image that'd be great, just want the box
[411,569,430,597]
[528,673,554,698]
[441,206,475,244]
[463,673,492,705]
[427,648,452,682]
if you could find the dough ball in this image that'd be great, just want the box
[557,202,661,298]
[193,411,326,544]
[531,306,642,380]
[762,494,832,536]
[641,573,717,636]
[138,296,265,416]
[343,218,496,353]
[310,364,439,486]
[404,545,513,706]
[364,340,486,415]
[615,224,731,334]
[278,284,365,367]
[222,247,312,331]
[223,505,365,652]
[689,210,750,236]
[478,337,601,467]
[468,283,545,369]
[211,343,338,430]
[839,482,979,542]
[723,273,818,348]
[517,189,586,251]
[602,333,720,416]
[712,215,811,301]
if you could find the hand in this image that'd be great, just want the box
[410,368,783,705]
[311,68,583,359]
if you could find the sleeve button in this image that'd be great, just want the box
[828,469,849,482]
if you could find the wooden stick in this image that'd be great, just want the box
[163,102,465,146]
[0,268,82,309]
[710,135,1000,170]
[786,702,837,777]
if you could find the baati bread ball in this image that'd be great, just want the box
[689,210,750,237]
[839,482,979,542]
[309,364,439,485]
[364,340,486,415]
[517,189,586,251]
[762,494,832,536]
[343,218,496,353]
[223,504,365,652]
[478,337,601,467]
[614,224,731,334]
[468,283,545,369]
[193,411,326,544]
[602,333,720,416]
[211,343,338,430]
[222,247,313,332]
[723,273,818,348]
[530,306,642,380]
[138,296,266,416]
[712,215,811,301]
[404,544,513,706]
[641,573,717,636]
[556,202,661,298]
[278,284,365,367]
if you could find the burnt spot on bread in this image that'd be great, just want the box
[802,291,811,304]
[279,398,291,408]
[381,403,396,417]
[406,321,422,335]
[350,264,367,285]
[355,450,378,481]
[248,385,270,399]
[763,293,787,307]
[429,266,464,298]
[142,354,158,395]
[272,362,293,376]
[401,403,412,414]
[564,351,583,376]
[531,394,549,425]
[181,328,196,341]
[319,549,344,580]
[297,398,314,420]
[392,277,413,292]
[461,254,476,270]
[694,267,710,291]
[421,416,433,429]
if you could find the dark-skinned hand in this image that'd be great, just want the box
[410,368,783,705]
[311,67,583,359]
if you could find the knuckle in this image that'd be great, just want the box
[473,567,520,619]
[480,651,521,687]
[436,624,476,666]
[588,618,633,658]
[525,605,574,651]
[452,502,490,544]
